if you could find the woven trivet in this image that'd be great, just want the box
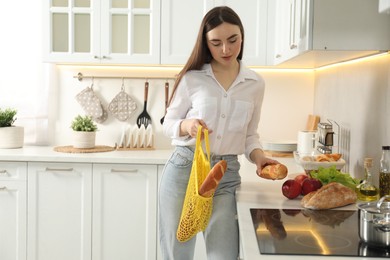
[54,145,115,153]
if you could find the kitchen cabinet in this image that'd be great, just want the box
[27,162,92,260]
[379,0,390,14]
[215,0,268,66]
[0,162,27,260]
[160,0,214,65]
[268,0,390,67]
[161,0,268,66]
[43,0,160,64]
[92,163,158,260]
[268,0,309,65]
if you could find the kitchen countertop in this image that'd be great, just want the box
[236,161,383,260]
[1,147,381,259]
[0,146,173,164]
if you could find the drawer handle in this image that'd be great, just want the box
[0,186,7,190]
[45,167,74,172]
[0,170,8,174]
[110,169,138,174]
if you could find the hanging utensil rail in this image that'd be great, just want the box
[74,72,176,81]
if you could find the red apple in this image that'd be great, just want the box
[294,174,309,186]
[301,178,323,195]
[282,179,302,199]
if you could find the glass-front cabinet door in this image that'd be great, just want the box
[43,0,160,64]
[100,0,160,64]
[43,0,100,63]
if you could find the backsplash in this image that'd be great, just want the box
[314,54,390,182]
[49,66,314,150]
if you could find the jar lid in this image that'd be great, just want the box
[364,158,373,167]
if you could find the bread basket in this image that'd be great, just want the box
[293,151,346,174]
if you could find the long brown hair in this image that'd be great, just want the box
[168,6,245,105]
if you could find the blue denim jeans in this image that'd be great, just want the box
[158,146,241,260]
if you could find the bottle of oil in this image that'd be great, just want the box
[379,146,390,197]
[357,158,379,201]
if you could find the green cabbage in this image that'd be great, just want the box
[309,166,360,190]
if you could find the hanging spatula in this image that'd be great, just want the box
[160,81,169,124]
[137,81,152,128]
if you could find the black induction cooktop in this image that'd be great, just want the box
[250,208,390,258]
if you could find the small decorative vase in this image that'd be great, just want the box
[0,126,24,149]
[73,131,96,149]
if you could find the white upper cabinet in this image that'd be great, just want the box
[160,0,214,65]
[379,0,390,14]
[268,0,309,65]
[161,0,268,66]
[215,0,268,66]
[268,0,390,67]
[43,0,160,64]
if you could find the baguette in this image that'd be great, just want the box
[301,182,357,209]
[259,164,288,180]
[199,160,227,197]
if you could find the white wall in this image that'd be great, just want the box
[314,54,390,182]
[51,66,314,149]
[0,2,47,145]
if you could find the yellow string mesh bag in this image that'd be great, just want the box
[176,126,212,242]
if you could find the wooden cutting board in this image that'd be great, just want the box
[264,150,293,158]
[306,115,320,131]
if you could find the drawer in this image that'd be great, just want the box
[0,162,27,181]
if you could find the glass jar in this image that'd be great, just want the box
[379,146,390,197]
[357,158,379,201]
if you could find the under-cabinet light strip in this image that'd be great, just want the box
[68,51,389,80]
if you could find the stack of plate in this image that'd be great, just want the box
[261,140,297,153]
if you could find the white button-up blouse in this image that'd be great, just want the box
[163,62,265,161]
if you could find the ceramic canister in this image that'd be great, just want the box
[297,130,317,155]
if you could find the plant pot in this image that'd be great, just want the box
[73,131,96,149]
[0,126,24,148]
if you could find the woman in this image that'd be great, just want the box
[159,6,278,260]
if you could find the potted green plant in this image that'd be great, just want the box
[71,115,98,149]
[0,108,24,148]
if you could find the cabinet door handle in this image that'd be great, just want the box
[0,170,8,174]
[45,167,74,172]
[0,186,7,190]
[110,169,138,174]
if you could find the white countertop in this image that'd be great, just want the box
[0,146,173,164]
[1,147,382,259]
[236,161,382,260]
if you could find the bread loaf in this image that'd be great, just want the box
[259,164,288,180]
[199,160,227,197]
[301,182,357,209]
[315,153,342,162]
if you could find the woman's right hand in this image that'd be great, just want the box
[180,119,212,138]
